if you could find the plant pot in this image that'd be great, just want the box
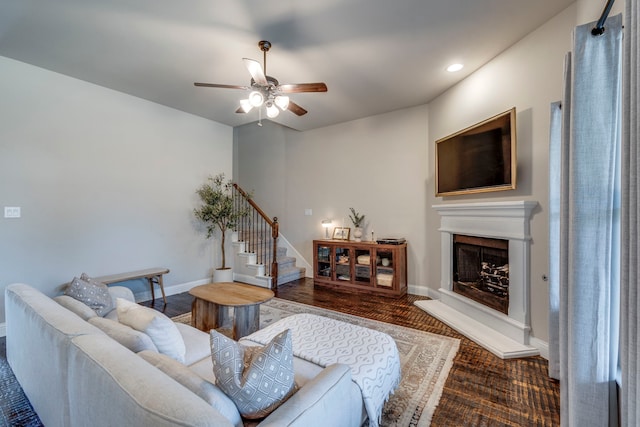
[213,267,233,283]
[353,227,363,242]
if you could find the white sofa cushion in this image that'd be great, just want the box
[175,322,212,366]
[54,295,99,320]
[116,298,186,363]
[88,317,158,353]
[139,350,243,427]
[210,329,296,419]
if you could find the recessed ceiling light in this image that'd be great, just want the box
[446,63,464,72]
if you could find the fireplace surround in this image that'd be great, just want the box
[416,200,538,359]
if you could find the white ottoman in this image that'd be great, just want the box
[241,313,401,427]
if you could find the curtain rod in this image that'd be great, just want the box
[592,0,616,35]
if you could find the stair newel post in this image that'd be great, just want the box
[271,217,279,291]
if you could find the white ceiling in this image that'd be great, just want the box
[0,0,574,131]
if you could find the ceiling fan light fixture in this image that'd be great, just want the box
[275,95,289,111]
[194,41,326,122]
[248,91,264,107]
[266,102,280,118]
[239,99,253,113]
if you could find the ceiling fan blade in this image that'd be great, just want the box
[278,83,328,93]
[243,58,268,86]
[287,100,308,116]
[194,82,250,90]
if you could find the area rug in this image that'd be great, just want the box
[174,298,460,427]
[0,357,43,427]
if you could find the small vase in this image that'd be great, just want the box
[353,227,363,242]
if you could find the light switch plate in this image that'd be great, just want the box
[304,208,312,216]
[4,207,21,218]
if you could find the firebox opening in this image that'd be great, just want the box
[453,234,509,315]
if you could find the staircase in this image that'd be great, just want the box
[232,240,306,288]
[275,247,307,285]
[230,183,306,289]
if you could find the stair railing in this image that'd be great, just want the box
[232,183,279,289]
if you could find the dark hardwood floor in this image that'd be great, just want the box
[142,278,560,427]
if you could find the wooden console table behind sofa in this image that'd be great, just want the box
[94,267,169,304]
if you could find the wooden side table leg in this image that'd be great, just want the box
[157,275,167,304]
[148,277,156,302]
[234,304,260,339]
[148,276,167,305]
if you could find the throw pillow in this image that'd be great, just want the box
[116,298,186,363]
[64,275,113,317]
[210,329,296,419]
[88,317,158,353]
[138,350,243,427]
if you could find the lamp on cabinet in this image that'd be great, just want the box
[321,219,332,239]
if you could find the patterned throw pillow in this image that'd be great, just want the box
[64,275,113,317]
[210,329,296,419]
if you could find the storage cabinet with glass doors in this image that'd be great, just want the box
[313,240,407,297]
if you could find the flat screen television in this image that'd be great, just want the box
[435,108,516,197]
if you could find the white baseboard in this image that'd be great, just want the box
[407,284,441,298]
[530,336,549,360]
[408,284,428,297]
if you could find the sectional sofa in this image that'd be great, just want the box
[5,283,364,427]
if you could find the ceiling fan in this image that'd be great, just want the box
[194,40,327,119]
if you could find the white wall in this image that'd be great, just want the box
[234,120,288,217]
[235,4,578,345]
[235,106,430,288]
[0,57,233,323]
[427,5,576,344]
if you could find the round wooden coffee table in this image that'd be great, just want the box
[189,282,274,339]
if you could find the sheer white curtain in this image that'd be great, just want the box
[548,100,563,380]
[620,1,640,424]
[548,13,622,426]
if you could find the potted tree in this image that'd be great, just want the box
[194,173,249,282]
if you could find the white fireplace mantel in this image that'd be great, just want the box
[416,201,539,359]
